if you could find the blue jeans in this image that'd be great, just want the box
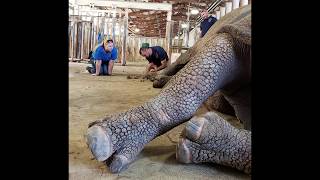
[89,60,109,75]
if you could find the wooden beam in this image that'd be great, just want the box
[172,16,188,21]
[128,10,167,16]
[131,19,167,23]
[77,0,172,11]
[163,0,209,3]
[129,13,167,18]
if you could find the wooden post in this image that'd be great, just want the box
[220,7,226,18]
[121,8,128,66]
[216,10,220,20]
[226,2,232,14]
[165,10,172,64]
[232,0,240,10]
[240,0,249,7]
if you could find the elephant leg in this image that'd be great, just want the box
[87,33,245,173]
[176,112,251,174]
[222,85,251,130]
[204,91,235,116]
[153,75,172,88]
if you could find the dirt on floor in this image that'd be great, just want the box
[69,61,250,180]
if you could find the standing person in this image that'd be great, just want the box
[200,10,217,38]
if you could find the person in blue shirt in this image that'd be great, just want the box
[200,10,217,38]
[87,39,118,76]
[139,43,169,73]
[97,32,103,44]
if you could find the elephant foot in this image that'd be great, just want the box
[86,112,158,173]
[176,112,251,174]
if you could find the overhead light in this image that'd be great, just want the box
[93,18,98,26]
[135,28,140,32]
[174,36,178,39]
[190,9,199,15]
[181,23,188,29]
[112,9,117,18]
[112,12,116,18]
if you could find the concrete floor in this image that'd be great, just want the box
[69,61,250,180]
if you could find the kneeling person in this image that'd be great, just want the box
[92,39,118,76]
[139,43,169,73]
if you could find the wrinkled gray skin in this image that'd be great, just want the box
[87,5,251,174]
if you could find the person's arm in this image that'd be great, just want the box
[94,60,102,76]
[154,47,169,71]
[209,17,216,28]
[146,63,153,73]
[212,16,217,24]
[108,48,118,75]
[155,60,168,71]
[200,23,203,38]
[108,61,114,75]
[93,47,103,76]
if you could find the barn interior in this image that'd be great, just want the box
[69,0,251,179]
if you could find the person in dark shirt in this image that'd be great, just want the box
[139,43,169,73]
[200,10,217,38]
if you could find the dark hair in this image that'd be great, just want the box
[201,9,208,13]
[139,47,148,55]
[106,39,113,43]
[89,51,93,58]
